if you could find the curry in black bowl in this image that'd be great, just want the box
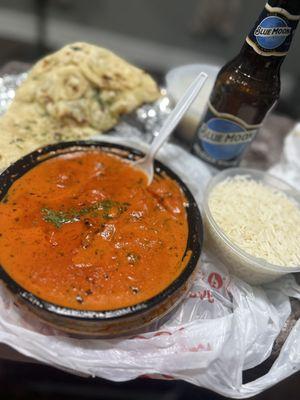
[0,141,203,337]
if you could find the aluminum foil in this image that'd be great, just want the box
[135,88,172,137]
[0,73,27,116]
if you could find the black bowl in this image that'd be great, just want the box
[0,141,203,337]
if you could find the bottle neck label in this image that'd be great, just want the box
[193,102,261,168]
[246,2,300,57]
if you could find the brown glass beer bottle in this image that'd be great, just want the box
[192,0,300,168]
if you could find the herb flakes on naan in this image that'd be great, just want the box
[0,42,160,170]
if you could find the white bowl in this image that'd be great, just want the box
[166,64,220,142]
[203,168,300,285]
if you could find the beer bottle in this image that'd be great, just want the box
[192,0,300,168]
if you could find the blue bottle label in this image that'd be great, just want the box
[193,102,261,167]
[246,3,300,56]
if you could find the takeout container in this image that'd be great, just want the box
[203,168,300,285]
[166,64,220,143]
[0,141,203,337]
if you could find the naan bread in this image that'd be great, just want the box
[0,42,160,170]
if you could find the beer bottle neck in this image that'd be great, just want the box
[267,0,300,16]
[238,44,283,78]
[245,1,300,62]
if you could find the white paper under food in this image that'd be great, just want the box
[0,127,299,399]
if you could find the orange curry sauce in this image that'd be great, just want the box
[0,150,189,310]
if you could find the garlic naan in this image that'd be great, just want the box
[0,42,160,170]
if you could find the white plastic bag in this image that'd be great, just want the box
[0,126,299,399]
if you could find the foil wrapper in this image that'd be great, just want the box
[135,88,172,137]
[0,73,27,116]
